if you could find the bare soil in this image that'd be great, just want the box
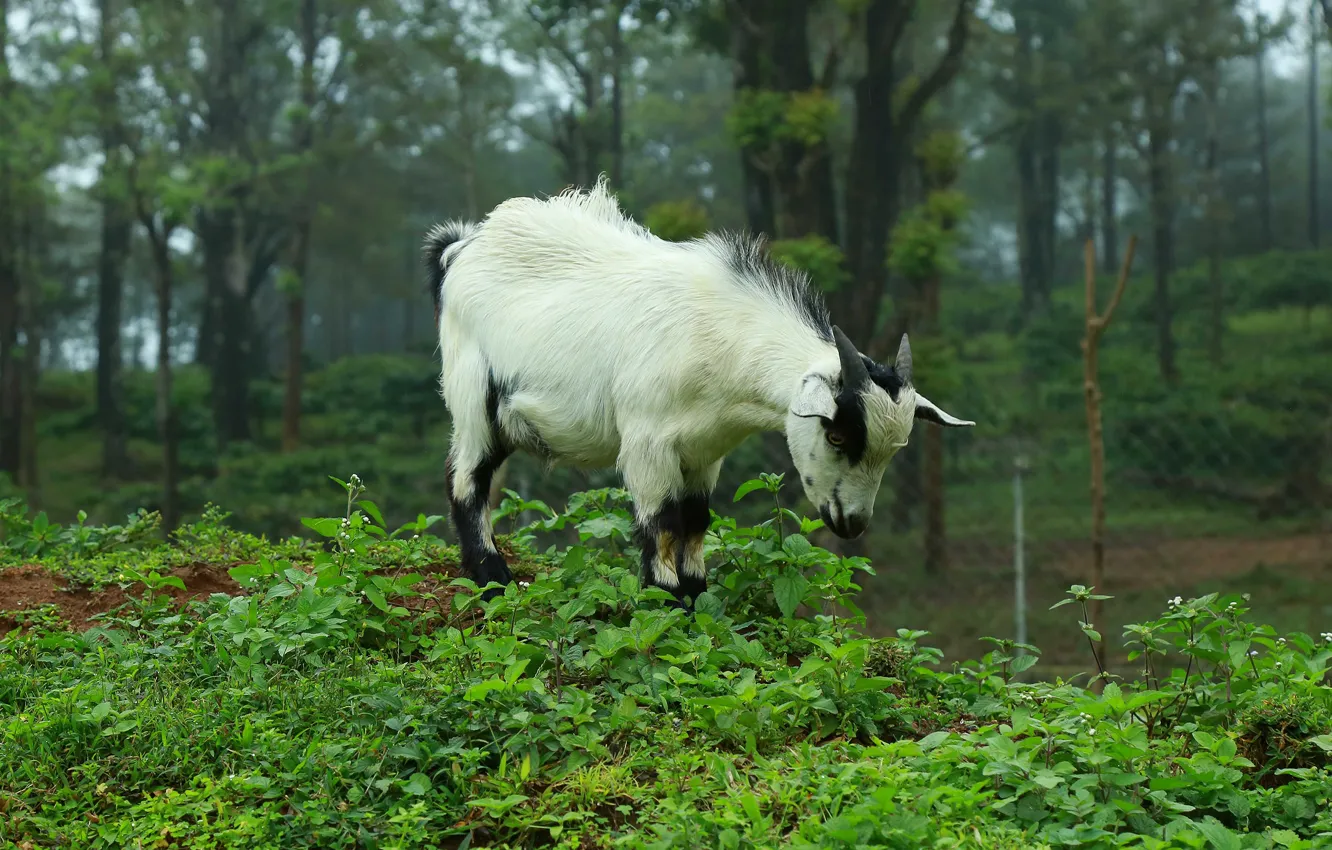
[0,557,467,637]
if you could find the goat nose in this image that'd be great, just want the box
[843,512,869,539]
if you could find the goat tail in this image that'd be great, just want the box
[423,220,479,325]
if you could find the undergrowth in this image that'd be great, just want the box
[1,473,1330,849]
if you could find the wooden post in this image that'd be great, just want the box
[1082,234,1137,685]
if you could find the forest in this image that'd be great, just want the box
[2,0,1332,846]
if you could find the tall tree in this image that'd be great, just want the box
[281,0,319,454]
[1308,0,1321,248]
[1088,0,1254,387]
[839,0,974,357]
[1255,19,1273,252]
[0,0,21,480]
[95,0,133,479]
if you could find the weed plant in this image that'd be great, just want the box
[1,474,1330,848]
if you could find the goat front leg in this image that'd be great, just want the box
[619,443,694,608]
[673,460,722,606]
[447,426,512,602]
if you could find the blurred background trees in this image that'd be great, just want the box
[1,0,1329,664]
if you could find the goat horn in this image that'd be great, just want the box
[895,333,913,386]
[832,326,870,392]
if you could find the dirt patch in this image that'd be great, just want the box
[0,557,467,636]
[0,564,243,635]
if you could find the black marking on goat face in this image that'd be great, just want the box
[862,355,905,402]
[825,382,869,465]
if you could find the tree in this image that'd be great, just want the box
[1308,0,1321,248]
[1087,0,1255,387]
[0,0,19,480]
[511,0,680,189]
[885,129,968,571]
[95,0,133,480]
[280,0,319,454]
[1255,15,1273,252]
[980,0,1086,321]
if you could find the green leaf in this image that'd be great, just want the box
[89,701,112,722]
[402,772,431,796]
[364,586,390,612]
[733,479,768,503]
[783,534,813,558]
[773,573,811,618]
[1010,653,1038,673]
[1193,817,1241,850]
[357,500,386,528]
[301,517,341,538]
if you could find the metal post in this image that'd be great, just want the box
[1014,454,1029,652]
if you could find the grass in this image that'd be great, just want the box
[2,473,1331,848]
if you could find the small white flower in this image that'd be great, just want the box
[1278,638,1287,645]
[1320,632,1332,643]
[1275,662,1281,668]
[412,534,419,540]
[1087,727,1096,736]
[1169,596,1182,607]
[1250,650,1259,657]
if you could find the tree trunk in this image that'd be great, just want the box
[282,0,316,454]
[1309,0,1321,249]
[0,0,20,482]
[1015,111,1041,318]
[1204,68,1224,366]
[1035,114,1060,297]
[729,2,776,235]
[1256,40,1273,252]
[841,0,902,344]
[96,0,132,480]
[770,0,839,243]
[922,263,947,573]
[1101,129,1118,274]
[842,0,972,355]
[16,207,38,504]
[1147,118,1178,386]
[609,1,625,189]
[146,227,179,535]
[203,208,254,449]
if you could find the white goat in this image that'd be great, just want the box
[425,176,974,607]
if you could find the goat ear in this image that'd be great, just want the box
[791,375,838,420]
[915,392,975,427]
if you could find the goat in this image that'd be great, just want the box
[424,177,974,607]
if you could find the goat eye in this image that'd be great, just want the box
[825,431,845,448]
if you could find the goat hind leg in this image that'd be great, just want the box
[447,434,512,602]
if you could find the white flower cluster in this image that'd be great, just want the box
[1321,632,1332,643]
[1168,596,1183,608]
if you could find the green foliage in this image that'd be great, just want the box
[887,205,964,282]
[887,133,969,282]
[916,130,966,189]
[726,87,839,153]
[769,235,850,293]
[644,199,712,242]
[2,475,1331,847]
